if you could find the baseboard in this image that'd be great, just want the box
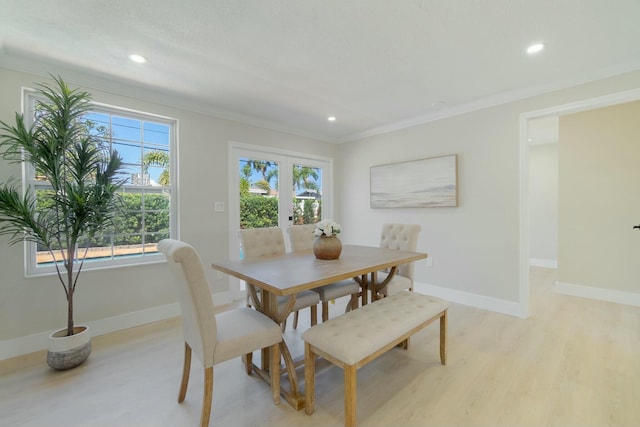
[554,281,640,307]
[530,258,558,268]
[413,281,521,317]
[0,290,236,361]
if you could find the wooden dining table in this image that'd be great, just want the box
[211,244,427,410]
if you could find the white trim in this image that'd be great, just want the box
[0,291,233,361]
[0,302,178,361]
[342,61,640,143]
[554,281,640,307]
[518,114,531,319]
[414,281,521,318]
[529,258,558,268]
[518,87,640,319]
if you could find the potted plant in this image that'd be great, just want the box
[0,76,124,369]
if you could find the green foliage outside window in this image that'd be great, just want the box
[302,199,315,224]
[36,191,170,250]
[240,194,278,228]
[292,198,321,225]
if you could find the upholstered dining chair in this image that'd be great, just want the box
[287,224,360,323]
[239,226,320,331]
[157,239,282,427]
[374,223,421,298]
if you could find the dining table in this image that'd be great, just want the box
[211,244,427,410]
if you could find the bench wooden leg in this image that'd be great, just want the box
[440,309,447,365]
[344,365,357,427]
[243,352,253,375]
[304,342,315,415]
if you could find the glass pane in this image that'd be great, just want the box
[111,116,141,142]
[144,210,170,233]
[239,157,279,229]
[143,146,170,186]
[143,122,170,146]
[83,112,111,146]
[292,164,322,225]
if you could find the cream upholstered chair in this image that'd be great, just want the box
[239,226,320,330]
[157,239,282,427]
[287,224,360,322]
[375,223,421,297]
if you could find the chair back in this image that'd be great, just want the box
[379,223,421,279]
[287,224,316,252]
[158,239,217,368]
[239,226,286,259]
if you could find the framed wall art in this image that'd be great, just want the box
[370,154,458,208]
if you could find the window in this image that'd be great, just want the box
[25,92,177,276]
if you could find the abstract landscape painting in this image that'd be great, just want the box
[370,154,457,208]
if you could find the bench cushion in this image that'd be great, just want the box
[302,291,448,365]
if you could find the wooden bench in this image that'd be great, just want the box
[302,291,449,427]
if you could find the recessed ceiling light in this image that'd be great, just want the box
[128,54,147,64]
[526,43,545,55]
[327,116,336,122]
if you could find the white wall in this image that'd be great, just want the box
[557,101,640,295]
[0,68,338,358]
[529,143,558,267]
[336,70,640,316]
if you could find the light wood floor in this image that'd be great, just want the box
[1,267,639,427]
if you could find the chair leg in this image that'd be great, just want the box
[348,294,359,312]
[440,310,447,365]
[310,305,318,326]
[200,367,213,427]
[293,310,299,329]
[322,301,330,322]
[270,342,281,405]
[178,342,192,402]
[281,317,288,333]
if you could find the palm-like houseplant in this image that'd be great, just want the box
[0,76,124,368]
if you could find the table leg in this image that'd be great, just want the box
[370,266,398,301]
[247,284,306,410]
[360,274,369,306]
[370,271,379,302]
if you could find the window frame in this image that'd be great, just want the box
[22,89,179,277]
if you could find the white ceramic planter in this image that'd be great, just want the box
[47,325,92,370]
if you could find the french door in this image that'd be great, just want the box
[228,142,334,298]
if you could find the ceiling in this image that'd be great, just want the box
[1,1,639,143]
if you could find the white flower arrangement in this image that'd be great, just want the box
[313,220,341,237]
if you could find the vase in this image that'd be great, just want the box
[313,235,342,260]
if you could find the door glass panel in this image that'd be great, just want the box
[239,157,279,229]
[292,164,322,225]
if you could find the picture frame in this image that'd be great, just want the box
[370,154,458,208]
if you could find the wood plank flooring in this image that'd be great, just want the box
[1,267,639,427]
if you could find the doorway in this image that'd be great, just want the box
[519,88,640,317]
